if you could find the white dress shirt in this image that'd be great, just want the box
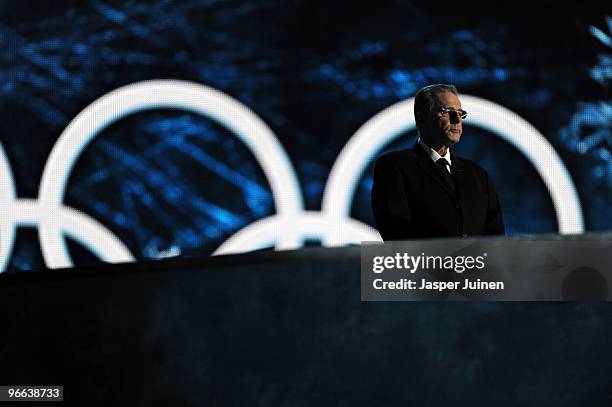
[418,138,452,173]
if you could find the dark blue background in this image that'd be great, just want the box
[0,1,610,271]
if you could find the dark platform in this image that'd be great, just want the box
[1,241,611,406]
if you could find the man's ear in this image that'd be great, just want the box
[414,113,423,131]
[415,112,430,133]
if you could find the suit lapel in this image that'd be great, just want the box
[412,143,456,198]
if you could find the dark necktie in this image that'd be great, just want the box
[435,158,455,192]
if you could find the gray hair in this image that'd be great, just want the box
[414,84,458,126]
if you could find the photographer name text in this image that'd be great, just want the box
[372,278,504,291]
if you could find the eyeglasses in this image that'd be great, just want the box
[439,107,467,119]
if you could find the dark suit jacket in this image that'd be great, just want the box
[371,142,505,240]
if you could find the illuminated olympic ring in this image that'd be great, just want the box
[219,94,585,252]
[0,80,584,271]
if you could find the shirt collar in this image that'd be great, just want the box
[418,138,452,166]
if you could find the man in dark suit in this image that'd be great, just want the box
[371,84,505,240]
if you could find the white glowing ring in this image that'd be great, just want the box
[37,80,304,268]
[14,199,134,263]
[0,143,134,271]
[0,144,19,272]
[214,211,380,254]
[321,95,584,245]
[0,83,585,271]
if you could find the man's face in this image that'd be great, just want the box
[421,91,463,147]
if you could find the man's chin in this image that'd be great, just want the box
[448,132,461,144]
